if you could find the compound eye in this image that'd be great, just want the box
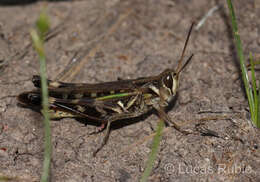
[28,93,41,105]
[163,74,173,89]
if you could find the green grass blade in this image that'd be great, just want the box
[257,80,260,128]
[249,53,258,124]
[226,0,255,124]
[31,11,52,182]
[39,55,51,182]
[140,120,165,182]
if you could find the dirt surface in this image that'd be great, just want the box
[0,0,260,181]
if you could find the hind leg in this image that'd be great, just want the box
[93,121,111,157]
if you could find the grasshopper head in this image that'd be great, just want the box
[159,71,178,107]
[159,23,194,107]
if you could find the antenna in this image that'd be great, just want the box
[175,22,194,74]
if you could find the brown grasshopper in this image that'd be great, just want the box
[18,23,194,156]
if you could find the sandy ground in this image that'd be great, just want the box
[0,0,260,181]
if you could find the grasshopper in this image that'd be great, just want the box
[18,23,194,156]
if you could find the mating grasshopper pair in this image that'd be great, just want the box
[18,23,194,156]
